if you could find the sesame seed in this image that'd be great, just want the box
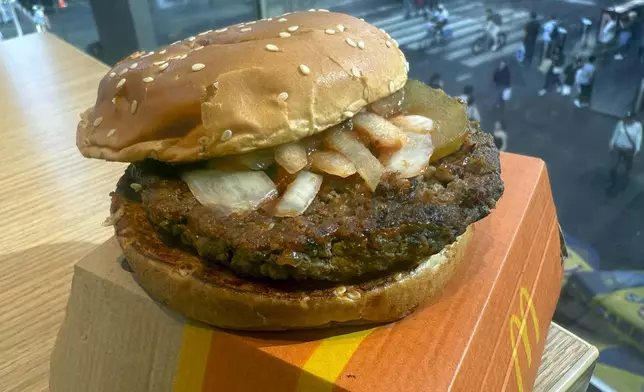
[221,129,233,141]
[107,129,116,138]
[119,68,128,76]
[213,81,219,89]
[130,63,138,69]
[153,61,165,65]
[345,38,357,47]
[279,32,291,38]
[343,111,354,118]
[112,97,117,104]
[318,8,329,12]
[360,17,365,21]
[158,62,169,71]
[334,286,347,296]
[117,78,126,88]
[179,54,188,60]
[194,46,204,51]
[187,36,196,41]
[351,67,361,78]
[215,28,228,33]
[325,29,335,35]
[241,27,252,32]
[130,100,138,114]
[278,17,287,22]
[170,40,180,46]
[394,272,404,281]
[385,41,392,48]
[299,64,310,75]
[405,61,410,71]
[247,21,256,25]
[357,40,365,49]
[265,44,279,52]
[93,117,103,127]
[337,24,346,32]
[266,17,273,21]
[389,80,395,93]
[143,76,154,83]
[197,31,208,36]
[172,55,182,60]
[287,25,299,32]
[109,72,116,78]
[308,8,315,11]
[385,32,391,39]
[192,63,206,71]
[159,49,167,54]
[147,51,155,56]
[346,290,361,300]
[379,28,386,33]
[392,39,399,47]
[277,92,289,102]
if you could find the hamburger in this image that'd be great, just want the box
[77,10,504,330]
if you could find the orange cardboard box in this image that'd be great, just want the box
[50,153,563,392]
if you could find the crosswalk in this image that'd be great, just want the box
[370,0,532,68]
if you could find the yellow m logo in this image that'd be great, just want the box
[509,287,539,392]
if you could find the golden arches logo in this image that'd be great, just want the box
[509,287,539,392]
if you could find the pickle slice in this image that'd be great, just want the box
[401,80,469,162]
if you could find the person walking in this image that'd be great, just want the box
[493,60,511,108]
[608,112,642,187]
[560,56,582,96]
[33,5,50,33]
[574,55,596,108]
[461,85,481,122]
[615,12,636,60]
[541,15,558,60]
[539,46,564,95]
[522,11,540,65]
[493,120,508,151]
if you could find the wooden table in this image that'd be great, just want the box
[0,33,597,392]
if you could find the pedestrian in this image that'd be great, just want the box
[598,13,617,47]
[493,120,508,152]
[539,46,564,95]
[560,56,582,96]
[403,0,414,19]
[33,5,50,33]
[493,60,511,108]
[574,55,595,108]
[428,72,444,89]
[522,11,540,65]
[461,85,481,122]
[541,15,558,60]
[608,111,642,187]
[615,12,636,60]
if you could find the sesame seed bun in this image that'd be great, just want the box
[77,11,408,163]
[112,193,471,330]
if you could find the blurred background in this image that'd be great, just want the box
[2,0,644,390]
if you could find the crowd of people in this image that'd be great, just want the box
[440,7,643,187]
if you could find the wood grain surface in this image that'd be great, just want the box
[0,33,596,392]
[0,33,126,392]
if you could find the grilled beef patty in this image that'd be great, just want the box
[113,125,503,282]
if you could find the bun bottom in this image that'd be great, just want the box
[112,194,472,331]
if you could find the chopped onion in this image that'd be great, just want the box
[274,171,323,217]
[235,149,275,171]
[327,128,385,191]
[310,151,357,178]
[352,112,408,149]
[389,115,434,134]
[380,131,434,178]
[274,142,308,174]
[182,169,278,216]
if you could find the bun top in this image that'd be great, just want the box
[77,11,409,163]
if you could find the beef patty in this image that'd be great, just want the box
[113,124,503,282]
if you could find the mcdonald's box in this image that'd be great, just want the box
[50,153,564,392]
